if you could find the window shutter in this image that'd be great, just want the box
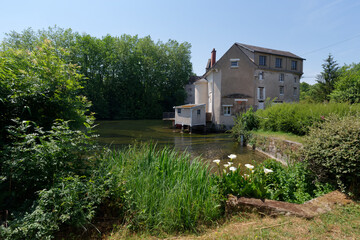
[263,88,266,99]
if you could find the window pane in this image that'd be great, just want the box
[259,56,266,66]
[231,61,238,67]
[279,73,284,82]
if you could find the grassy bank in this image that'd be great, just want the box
[107,203,360,240]
[250,129,305,144]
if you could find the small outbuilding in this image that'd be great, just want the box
[174,104,206,132]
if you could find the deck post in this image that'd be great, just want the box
[189,126,192,134]
[181,124,184,133]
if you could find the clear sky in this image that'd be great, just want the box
[1,0,359,84]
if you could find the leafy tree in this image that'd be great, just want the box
[315,54,340,101]
[330,63,360,103]
[0,39,91,145]
[299,82,325,103]
[2,26,193,120]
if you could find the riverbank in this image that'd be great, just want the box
[248,131,304,165]
[65,194,359,239]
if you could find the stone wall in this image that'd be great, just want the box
[249,135,303,165]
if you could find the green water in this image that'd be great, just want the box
[94,120,267,167]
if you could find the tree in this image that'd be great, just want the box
[299,82,324,103]
[3,27,193,119]
[315,54,340,101]
[0,39,91,145]
[330,63,360,103]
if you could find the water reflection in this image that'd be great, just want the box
[94,120,267,167]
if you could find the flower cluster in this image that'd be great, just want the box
[213,154,273,177]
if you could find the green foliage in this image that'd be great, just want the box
[1,166,123,240]
[300,82,324,103]
[215,159,333,204]
[230,107,259,144]
[331,63,360,103]
[106,143,221,233]
[0,120,96,211]
[255,102,360,135]
[303,115,360,196]
[0,39,91,145]
[316,54,340,101]
[2,26,193,119]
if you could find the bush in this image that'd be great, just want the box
[0,39,91,146]
[230,107,259,144]
[215,159,333,204]
[256,103,360,135]
[303,115,360,196]
[0,119,96,211]
[1,170,123,240]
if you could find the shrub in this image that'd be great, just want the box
[0,171,123,240]
[0,40,91,146]
[215,159,333,204]
[0,119,96,211]
[303,115,360,196]
[256,103,360,135]
[230,107,259,144]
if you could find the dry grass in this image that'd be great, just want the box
[106,203,360,240]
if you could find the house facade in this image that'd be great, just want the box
[193,43,305,129]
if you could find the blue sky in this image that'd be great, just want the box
[1,0,359,84]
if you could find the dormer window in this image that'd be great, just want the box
[259,55,266,66]
[230,58,240,68]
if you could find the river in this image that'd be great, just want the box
[94,120,267,167]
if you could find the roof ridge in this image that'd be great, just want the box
[236,42,304,60]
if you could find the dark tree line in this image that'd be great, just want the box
[2,26,192,119]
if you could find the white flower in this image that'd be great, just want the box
[228,162,233,166]
[244,174,249,177]
[223,164,229,168]
[213,159,220,165]
[228,154,237,160]
[229,166,237,172]
[264,168,273,174]
[245,164,254,170]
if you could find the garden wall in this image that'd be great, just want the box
[249,135,303,165]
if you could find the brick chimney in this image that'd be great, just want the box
[211,48,216,67]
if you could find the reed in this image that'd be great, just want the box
[105,143,221,233]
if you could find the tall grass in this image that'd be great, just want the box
[256,103,360,135]
[105,143,221,233]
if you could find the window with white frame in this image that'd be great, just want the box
[259,55,266,66]
[259,71,264,80]
[223,105,232,116]
[197,109,201,115]
[258,87,265,100]
[279,73,284,82]
[177,108,181,114]
[230,58,240,68]
[279,86,284,95]
[275,58,282,68]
